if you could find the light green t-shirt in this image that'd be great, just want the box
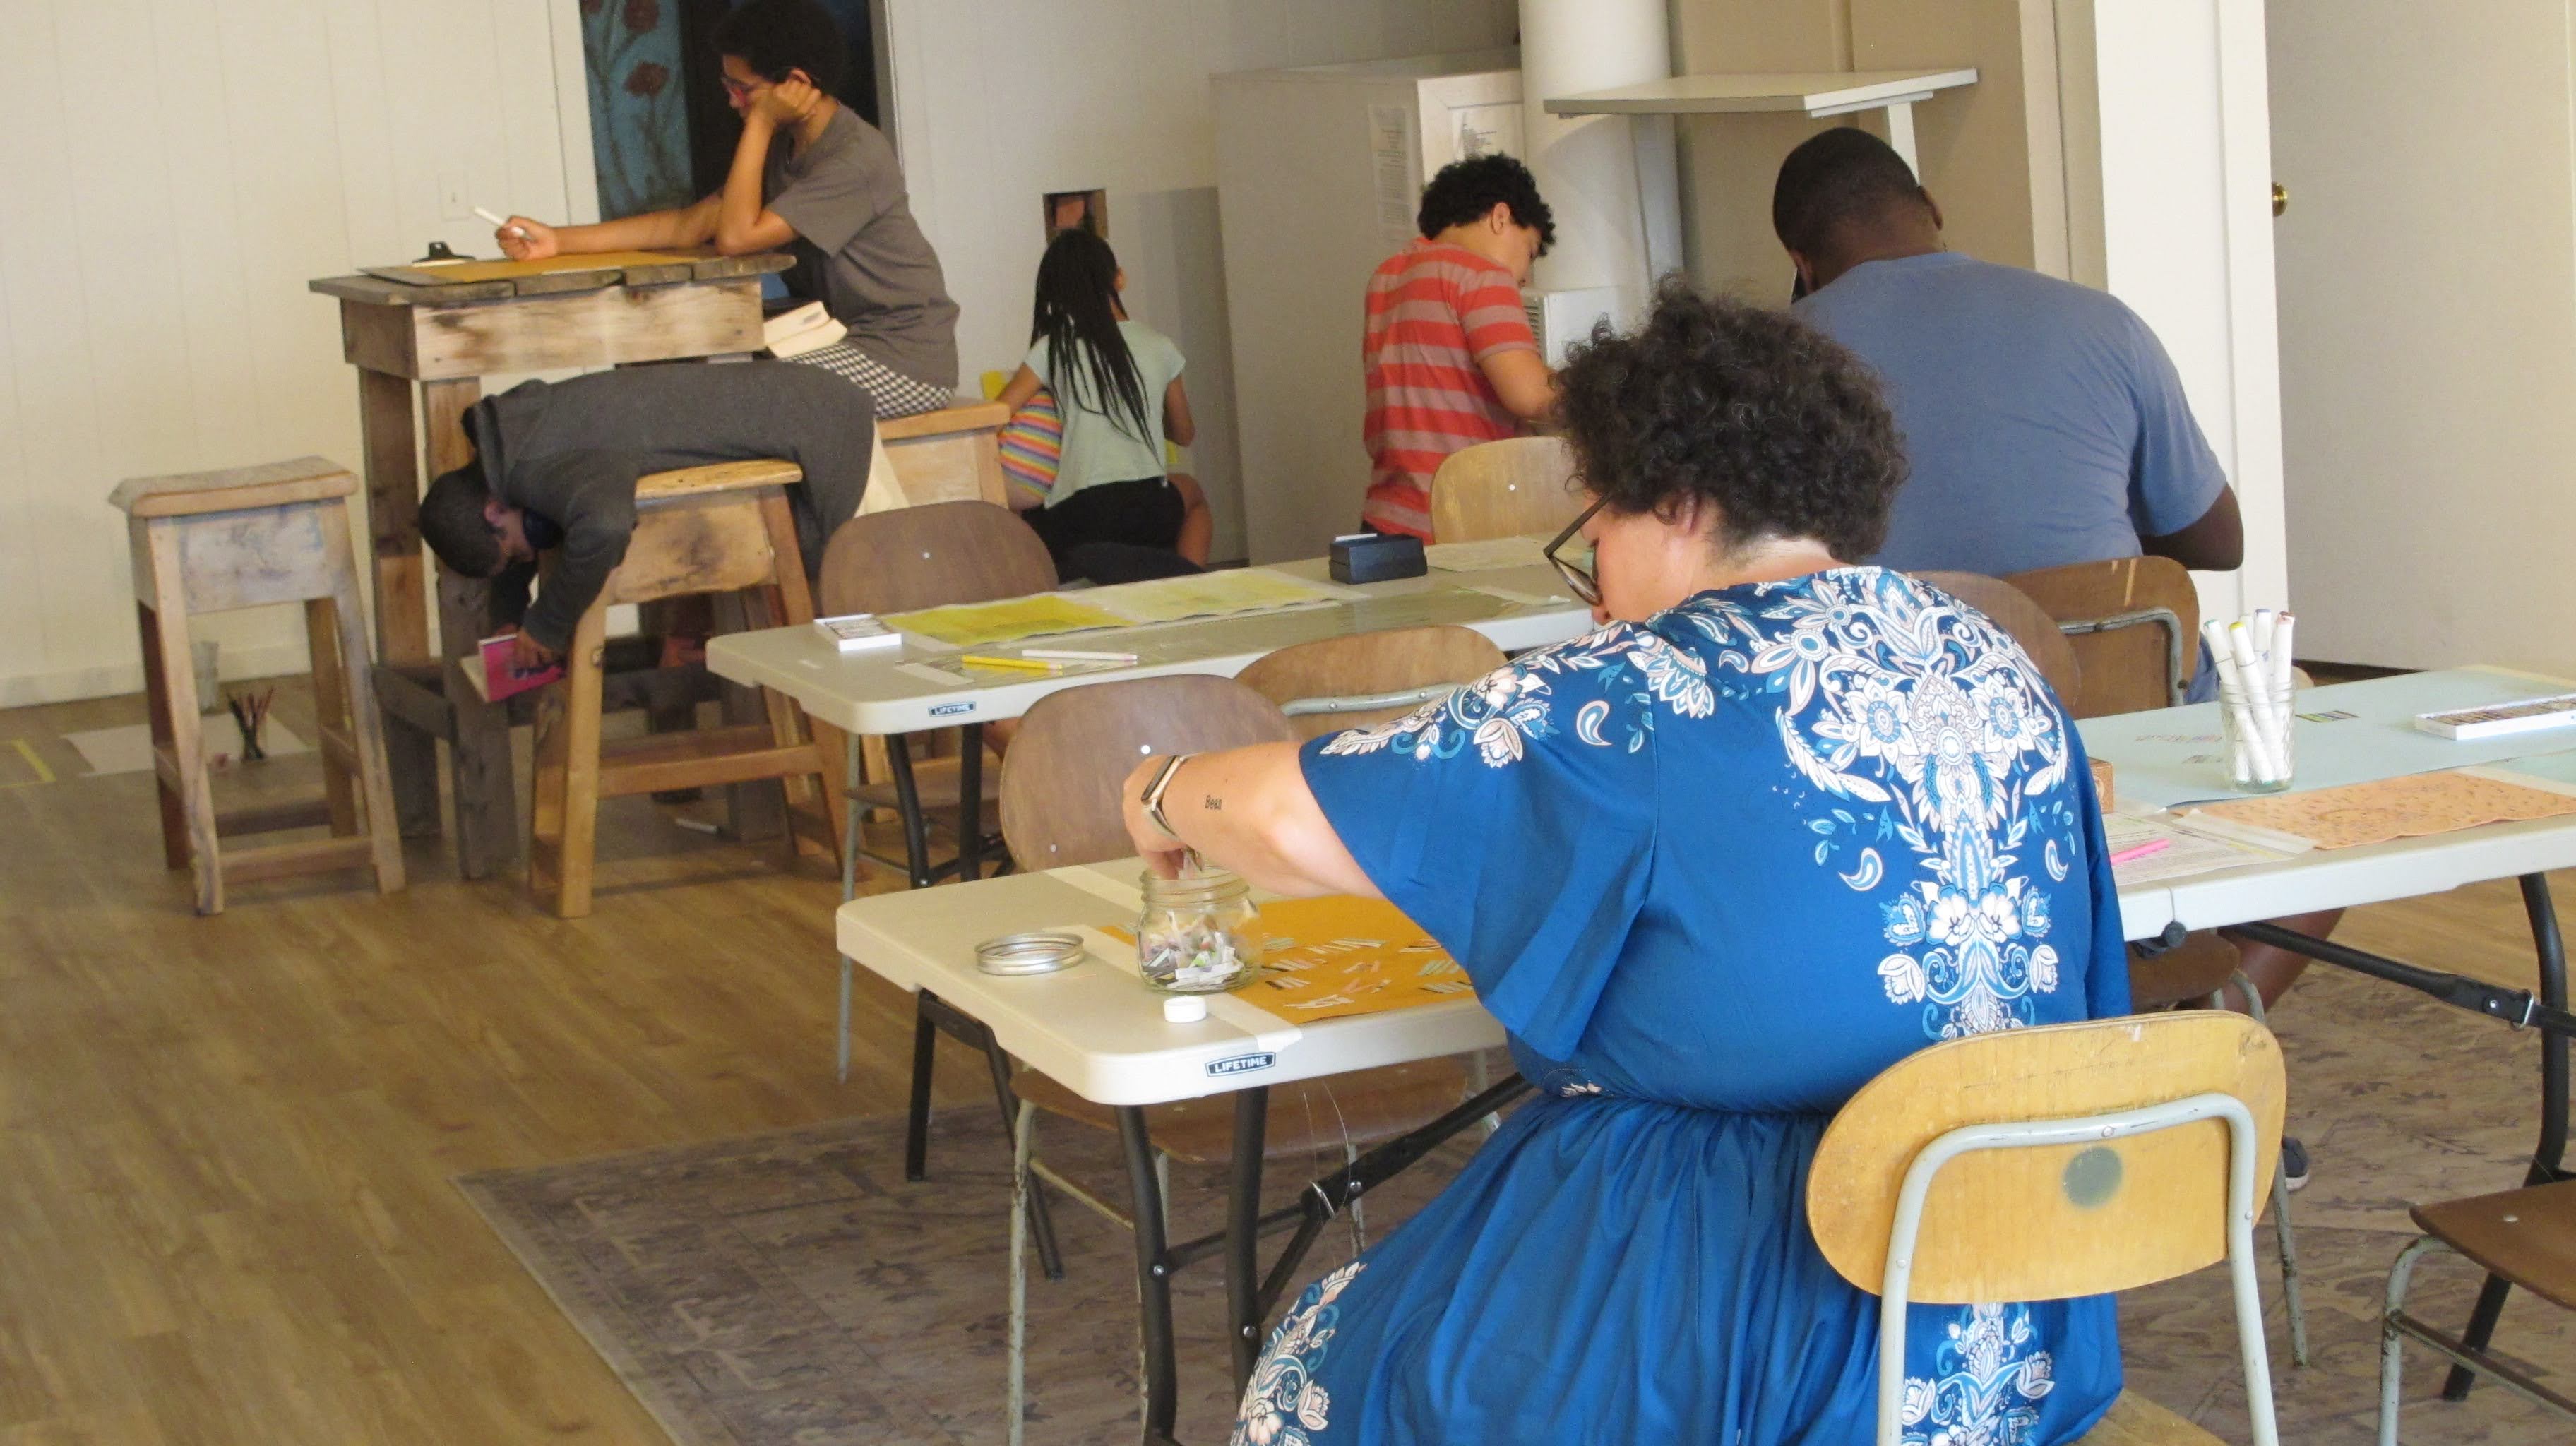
[1025,321,1183,503]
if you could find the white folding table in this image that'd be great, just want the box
[705,558,1593,738]
[708,556,1590,886]
[833,669,2576,1442]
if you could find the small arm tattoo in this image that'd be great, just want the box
[1203,795,1223,811]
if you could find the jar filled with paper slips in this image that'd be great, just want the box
[1136,869,1263,993]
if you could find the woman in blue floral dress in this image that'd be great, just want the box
[1118,287,2128,1445]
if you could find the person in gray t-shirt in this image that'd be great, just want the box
[491,0,959,418]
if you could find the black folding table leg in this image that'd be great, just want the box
[903,998,937,1181]
[957,723,985,881]
[2443,872,2572,1400]
[1227,1086,1270,1390]
[1121,1105,1181,1443]
[884,734,935,888]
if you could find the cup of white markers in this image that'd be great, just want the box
[2207,609,2296,794]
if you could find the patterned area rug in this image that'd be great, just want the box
[460,1099,1474,1445]
[463,966,2574,1446]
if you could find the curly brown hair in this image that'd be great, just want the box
[1558,282,1906,561]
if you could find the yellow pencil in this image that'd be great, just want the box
[958,654,1062,673]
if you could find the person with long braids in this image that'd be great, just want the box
[994,228,1209,583]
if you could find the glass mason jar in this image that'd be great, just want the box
[1135,868,1263,993]
[2218,674,2296,794]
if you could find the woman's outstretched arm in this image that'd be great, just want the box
[1119,743,1376,898]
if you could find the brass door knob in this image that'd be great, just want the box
[2272,182,2288,217]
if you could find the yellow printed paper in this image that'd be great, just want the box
[2195,769,2576,851]
[884,594,1131,647]
[1093,569,1356,626]
[1110,896,1474,1023]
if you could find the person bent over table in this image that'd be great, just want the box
[1117,286,2132,1446]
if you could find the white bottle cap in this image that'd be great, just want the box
[1162,993,1208,1023]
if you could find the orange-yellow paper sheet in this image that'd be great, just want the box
[1111,896,1472,1023]
[884,594,1131,647]
[2196,769,2576,851]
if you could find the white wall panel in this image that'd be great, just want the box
[0,0,594,705]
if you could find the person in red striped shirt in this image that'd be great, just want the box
[1361,155,1563,539]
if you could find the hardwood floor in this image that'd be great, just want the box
[0,681,961,1442]
[0,681,2564,1442]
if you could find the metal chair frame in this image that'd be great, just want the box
[1870,1092,2282,1446]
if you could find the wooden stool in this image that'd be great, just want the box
[879,401,1010,506]
[527,460,845,917]
[109,457,406,914]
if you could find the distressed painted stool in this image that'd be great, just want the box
[109,456,406,914]
[527,459,847,917]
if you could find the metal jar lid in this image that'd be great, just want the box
[976,931,1086,976]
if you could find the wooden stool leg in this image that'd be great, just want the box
[357,366,444,839]
[424,376,518,878]
[758,491,847,861]
[304,597,361,836]
[549,607,611,919]
[527,679,568,898]
[707,590,789,844]
[323,556,406,895]
[135,602,190,871]
[144,585,222,914]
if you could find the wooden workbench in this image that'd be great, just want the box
[309,250,797,878]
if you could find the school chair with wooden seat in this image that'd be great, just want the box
[996,674,1475,1445]
[1912,571,2084,705]
[1234,623,1508,741]
[1426,435,1585,543]
[816,503,1051,1121]
[1918,568,2312,1365]
[526,459,845,918]
[2007,556,2202,718]
[109,456,405,914]
[1807,1010,2289,1446]
[2378,1178,2576,1442]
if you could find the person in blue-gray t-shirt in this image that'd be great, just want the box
[1775,126,2245,585]
[1772,127,2327,1193]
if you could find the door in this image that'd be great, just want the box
[2086,0,2288,631]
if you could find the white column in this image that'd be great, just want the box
[1517,0,1677,316]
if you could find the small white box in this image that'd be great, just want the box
[2414,693,2576,741]
[813,613,902,654]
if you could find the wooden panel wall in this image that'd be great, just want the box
[0,1,593,705]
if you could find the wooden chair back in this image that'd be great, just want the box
[816,500,1057,616]
[1912,571,2084,707]
[1427,436,1585,542]
[1234,626,1508,741]
[2005,556,2202,719]
[999,676,1299,871]
[1807,1011,2284,1304]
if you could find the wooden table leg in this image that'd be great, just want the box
[356,366,442,837]
[422,377,518,878]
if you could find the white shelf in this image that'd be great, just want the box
[1544,68,1977,119]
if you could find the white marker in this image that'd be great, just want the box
[472,205,528,240]
[2225,619,2287,784]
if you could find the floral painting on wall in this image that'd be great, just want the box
[583,0,694,220]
